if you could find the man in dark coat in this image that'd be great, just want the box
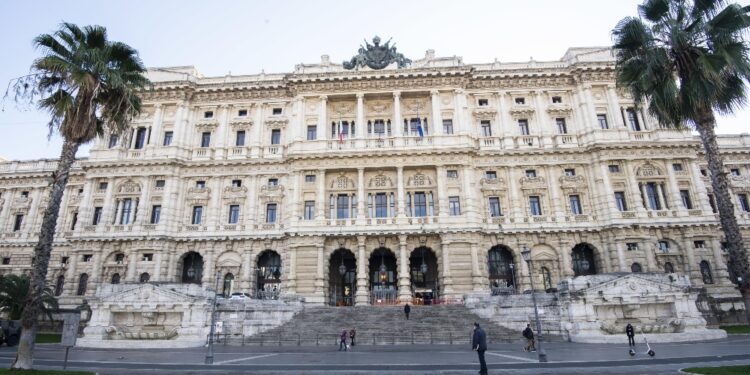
[523,324,536,352]
[472,322,488,375]
[404,303,411,320]
[349,328,356,346]
[626,323,635,347]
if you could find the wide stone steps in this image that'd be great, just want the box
[219,304,531,346]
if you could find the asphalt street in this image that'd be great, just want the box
[0,335,748,374]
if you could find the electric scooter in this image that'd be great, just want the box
[628,331,655,357]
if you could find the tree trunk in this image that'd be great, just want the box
[11,138,80,369]
[695,110,750,324]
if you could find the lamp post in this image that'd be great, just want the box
[205,271,222,365]
[521,245,548,363]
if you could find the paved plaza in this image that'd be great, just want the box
[0,335,749,374]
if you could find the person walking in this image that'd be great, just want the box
[339,329,348,351]
[349,328,356,347]
[523,324,536,352]
[404,303,411,320]
[472,322,488,375]
[626,323,635,347]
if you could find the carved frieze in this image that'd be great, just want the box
[546,104,573,117]
[223,186,248,199]
[520,176,546,189]
[559,175,587,189]
[509,105,535,119]
[368,172,394,188]
[407,171,434,188]
[472,108,497,121]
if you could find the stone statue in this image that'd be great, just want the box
[343,36,412,70]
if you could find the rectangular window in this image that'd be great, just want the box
[564,168,576,176]
[150,205,161,224]
[739,193,750,212]
[163,131,173,146]
[556,118,567,134]
[155,180,165,189]
[235,131,246,146]
[1,258,9,265]
[268,178,279,186]
[20,191,29,198]
[337,194,350,219]
[608,165,620,173]
[694,240,706,248]
[375,193,388,218]
[597,114,609,129]
[70,212,78,230]
[447,170,458,178]
[200,132,211,147]
[372,120,386,136]
[515,97,525,105]
[489,197,502,217]
[307,125,317,140]
[485,171,497,180]
[708,193,717,213]
[480,120,492,137]
[92,207,103,225]
[518,119,530,135]
[478,98,489,106]
[680,190,693,209]
[204,111,214,118]
[626,243,638,251]
[304,201,315,220]
[196,180,206,189]
[142,253,153,261]
[731,168,741,176]
[525,170,537,178]
[414,192,427,217]
[228,204,240,224]
[108,135,118,148]
[272,107,283,115]
[83,254,93,262]
[119,198,133,225]
[305,175,316,183]
[449,196,461,216]
[13,214,23,232]
[672,163,683,172]
[442,119,454,135]
[192,206,203,225]
[529,196,542,216]
[658,241,670,253]
[569,195,583,215]
[645,182,661,210]
[552,96,562,104]
[238,109,248,117]
[626,108,641,131]
[266,203,277,223]
[98,182,108,190]
[614,192,628,211]
[134,127,147,149]
[231,179,242,188]
[271,129,281,145]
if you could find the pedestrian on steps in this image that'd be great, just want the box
[626,323,635,347]
[404,303,411,320]
[339,329,348,351]
[523,324,536,352]
[472,322,488,375]
[349,328,356,346]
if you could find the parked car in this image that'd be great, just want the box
[229,292,251,300]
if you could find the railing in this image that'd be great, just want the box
[491,286,517,296]
[369,290,398,305]
[253,288,281,300]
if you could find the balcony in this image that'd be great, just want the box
[553,134,579,148]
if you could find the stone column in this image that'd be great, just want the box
[599,163,617,218]
[710,238,730,282]
[357,168,366,219]
[202,249,215,284]
[625,164,645,213]
[558,240,574,278]
[656,183,667,209]
[166,249,176,282]
[241,247,252,290]
[315,243,325,299]
[153,252,162,282]
[605,85,624,128]
[287,246,297,293]
[318,96,328,141]
[644,242,657,272]
[65,251,79,294]
[316,169,326,220]
[396,166,406,218]
[355,236,369,305]
[251,103,264,158]
[508,168,522,219]
[436,166,448,217]
[356,93,365,139]
[216,104,230,158]
[246,176,257,228]
[397,235,411,303]
[430,90,442,135]
[208,177,223,227]
[135,179,151,224]
[113,199,123,225]
[667,161,683,209]
[689,161,712,212]
[574,88,592,133]
[90,252,103,284]
[393,92,402,138]
[462,166,476,221]
[455,89,469,135]
[126,249,137,282]
[177,103,192,148]
[583,84,598,131]
[0,188,14,230]
[615,241,628,272]
[533,91,550,142]
[149,103,163,149]
[470,242,483,291]
[440,238,454,294]
[546,166,562,219]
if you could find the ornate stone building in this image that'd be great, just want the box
[0,46,747,318]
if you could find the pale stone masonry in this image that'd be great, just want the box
[0,47,746,320]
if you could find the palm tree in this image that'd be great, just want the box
[0,275,59,321]
[5,23,148,369]
[612,0,750,319]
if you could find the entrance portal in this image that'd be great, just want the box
[409,246,438,304]
[369,247,397,305]
[488,245,516,294]
[328,248,357,306]
[180,252,203,284]
[256,250,282,299]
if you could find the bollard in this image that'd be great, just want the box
[449,332,453,345]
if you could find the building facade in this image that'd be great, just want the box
[0,47,747,315]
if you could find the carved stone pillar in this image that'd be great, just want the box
[439,238,454,295]
[430,90,442,135]
[356,93,365,139]
[319,96,328,141]
[393,92,402,137]
[316,170,326,220]
[397,235,411,303]
[357,168,366,219]
[355,236,369,305]
[396,166,406,218]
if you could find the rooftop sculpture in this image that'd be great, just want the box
[343,36,411,70]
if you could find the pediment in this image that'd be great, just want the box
[100,284,200,304]
[583,274,687,297]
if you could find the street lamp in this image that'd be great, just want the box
[205,271,222,365]
[521,245,548,363]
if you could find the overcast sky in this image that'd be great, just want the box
[1,0,749,161]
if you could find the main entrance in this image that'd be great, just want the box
[328,248,356,306]
[409,246,438,304]
[369,247,398,305]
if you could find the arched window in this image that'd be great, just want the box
[223,273,234,296]
[76,274,88,296]
[181,252,204,284]
[541,267,553,290]
[700,261,714,284]
[257,250,282,294]
[54,275,64,296]
[664,262,674,274]
[487,246,515,289]
[571,244,597,276]
[631,262,643,273]
[140,272,150,283]
[111,273,121,284]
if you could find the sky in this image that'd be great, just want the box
[1,0,749,161]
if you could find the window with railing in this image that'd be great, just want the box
[489,197,502,217]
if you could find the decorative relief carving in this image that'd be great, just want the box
[510,105,535,119]
[265,117,288,128]
[223,186,248,199]
[186,187,210,201]
[520,176,546,189]
[636,162,663,177]
[560,175,587,189]
[117,180,142,195]
[546,104,573,117]
[472,108,497,121]
[407,172,434,187]
[368,173,394,188]
[330,174,355,190]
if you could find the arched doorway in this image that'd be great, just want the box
[223,273,234,296]
[700,261,714,284]
[256,250,281,299]
[111,273,121,284]
[77,274,88,296]
[369,247,397,304]
[631,263,643,273]
[54,275,64,296]
[664,262,675,273]
[409,247,438,304]
[328,248,356,306]
[140,272,150,283]
[181,252,204,284]
[488,245,516,294]
[571,243,597,276]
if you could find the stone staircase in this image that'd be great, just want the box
[221,304,521,346]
